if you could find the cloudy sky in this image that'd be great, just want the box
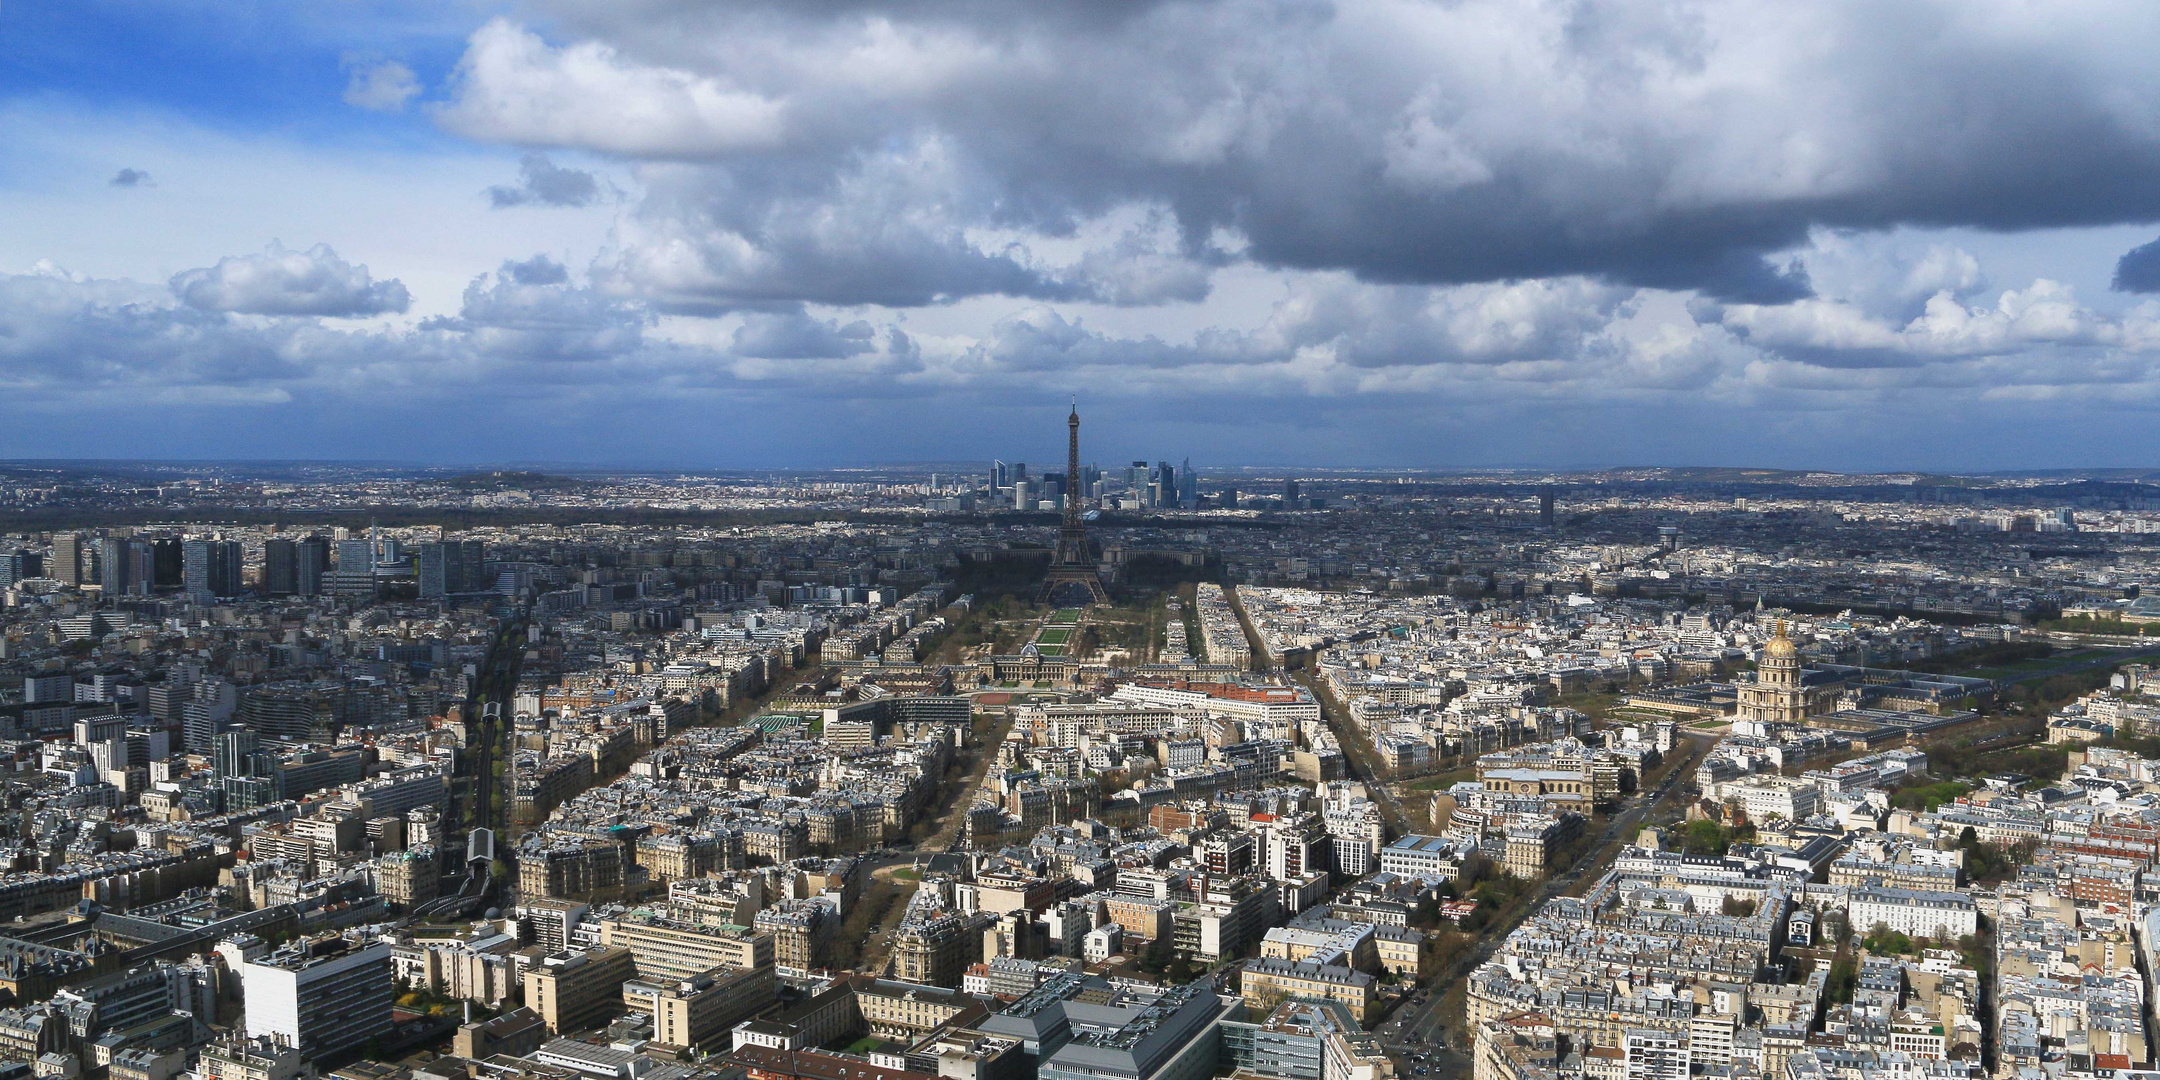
[7,1,2160,470]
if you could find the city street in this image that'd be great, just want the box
[1374,730,1711,1073]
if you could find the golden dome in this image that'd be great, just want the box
[1763,621,1797,659]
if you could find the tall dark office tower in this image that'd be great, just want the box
[417,542,445,597]
[419,540,487,598]
[1157,461,1176,506]
[128,544,155,595]
[183,539,242,598]
[1177,460,1197,508]
[151,539,185,590]
[50,533,81,586]
[212,728,264,781]
[296,536,329,596]
[98,538,133,598]
[1283,478,1301,507]
[0,550,40,585]
[264,539,298,595]
[991,460,1008,489]
[457,540,485,591]
[182,702,222,756]
[1540,488,1556,529]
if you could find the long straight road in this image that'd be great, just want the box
[845,692,1023,972]
[1375,731,1711,1069]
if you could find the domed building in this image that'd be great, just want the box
[1735,622,1837,725]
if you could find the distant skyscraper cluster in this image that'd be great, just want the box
[970,450,1316,514]
[23,528,489,605]
[982,444,1244,512]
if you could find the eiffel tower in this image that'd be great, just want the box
[1037,402,1110,605]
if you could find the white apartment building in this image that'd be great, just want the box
[1724,776,1820,823]
[1849,887,1978,940]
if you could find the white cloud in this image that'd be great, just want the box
[439,19,785,156]
[170,242,412,317]
[342,58,423,112]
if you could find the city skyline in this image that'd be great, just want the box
[8,4,2160,467]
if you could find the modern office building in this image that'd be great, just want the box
[99,537,135,597]
[524,946,635,1035]
[326,538,380,595]
[0,549,41,585]
[213,729,268,783]
[240,937,394,1062]
[295,536,329,596]
[631,964,778,1051]
[1378,835,1462,880]
[1033,978,1232,1080]
[51,533,81,585]
[1221,999,1390,1080]
[263,539,298,596]
[599,914,773,983]
[419,540,487,598]
[145,538,181,590]
[183,539,243,599]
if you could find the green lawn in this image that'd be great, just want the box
[1402,767,1477,792]
[1051,608,1084,624]
[1954,649,2109,681]
[1036,627,1073,645]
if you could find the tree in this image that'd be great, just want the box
[1824,955,1858,1004]
[1412,893,1443,929]
[1139,936,1174,973]
[1165,951,1198,983]
[1681,819,1731,855]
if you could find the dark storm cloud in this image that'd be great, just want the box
[2114,237,2160,294]
[487,153,604,208]
[109,168,153,188]
[443,1,2160,308]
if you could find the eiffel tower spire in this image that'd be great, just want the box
[1039,401,1108,605]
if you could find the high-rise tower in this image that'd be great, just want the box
[1039,403,1110,605]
